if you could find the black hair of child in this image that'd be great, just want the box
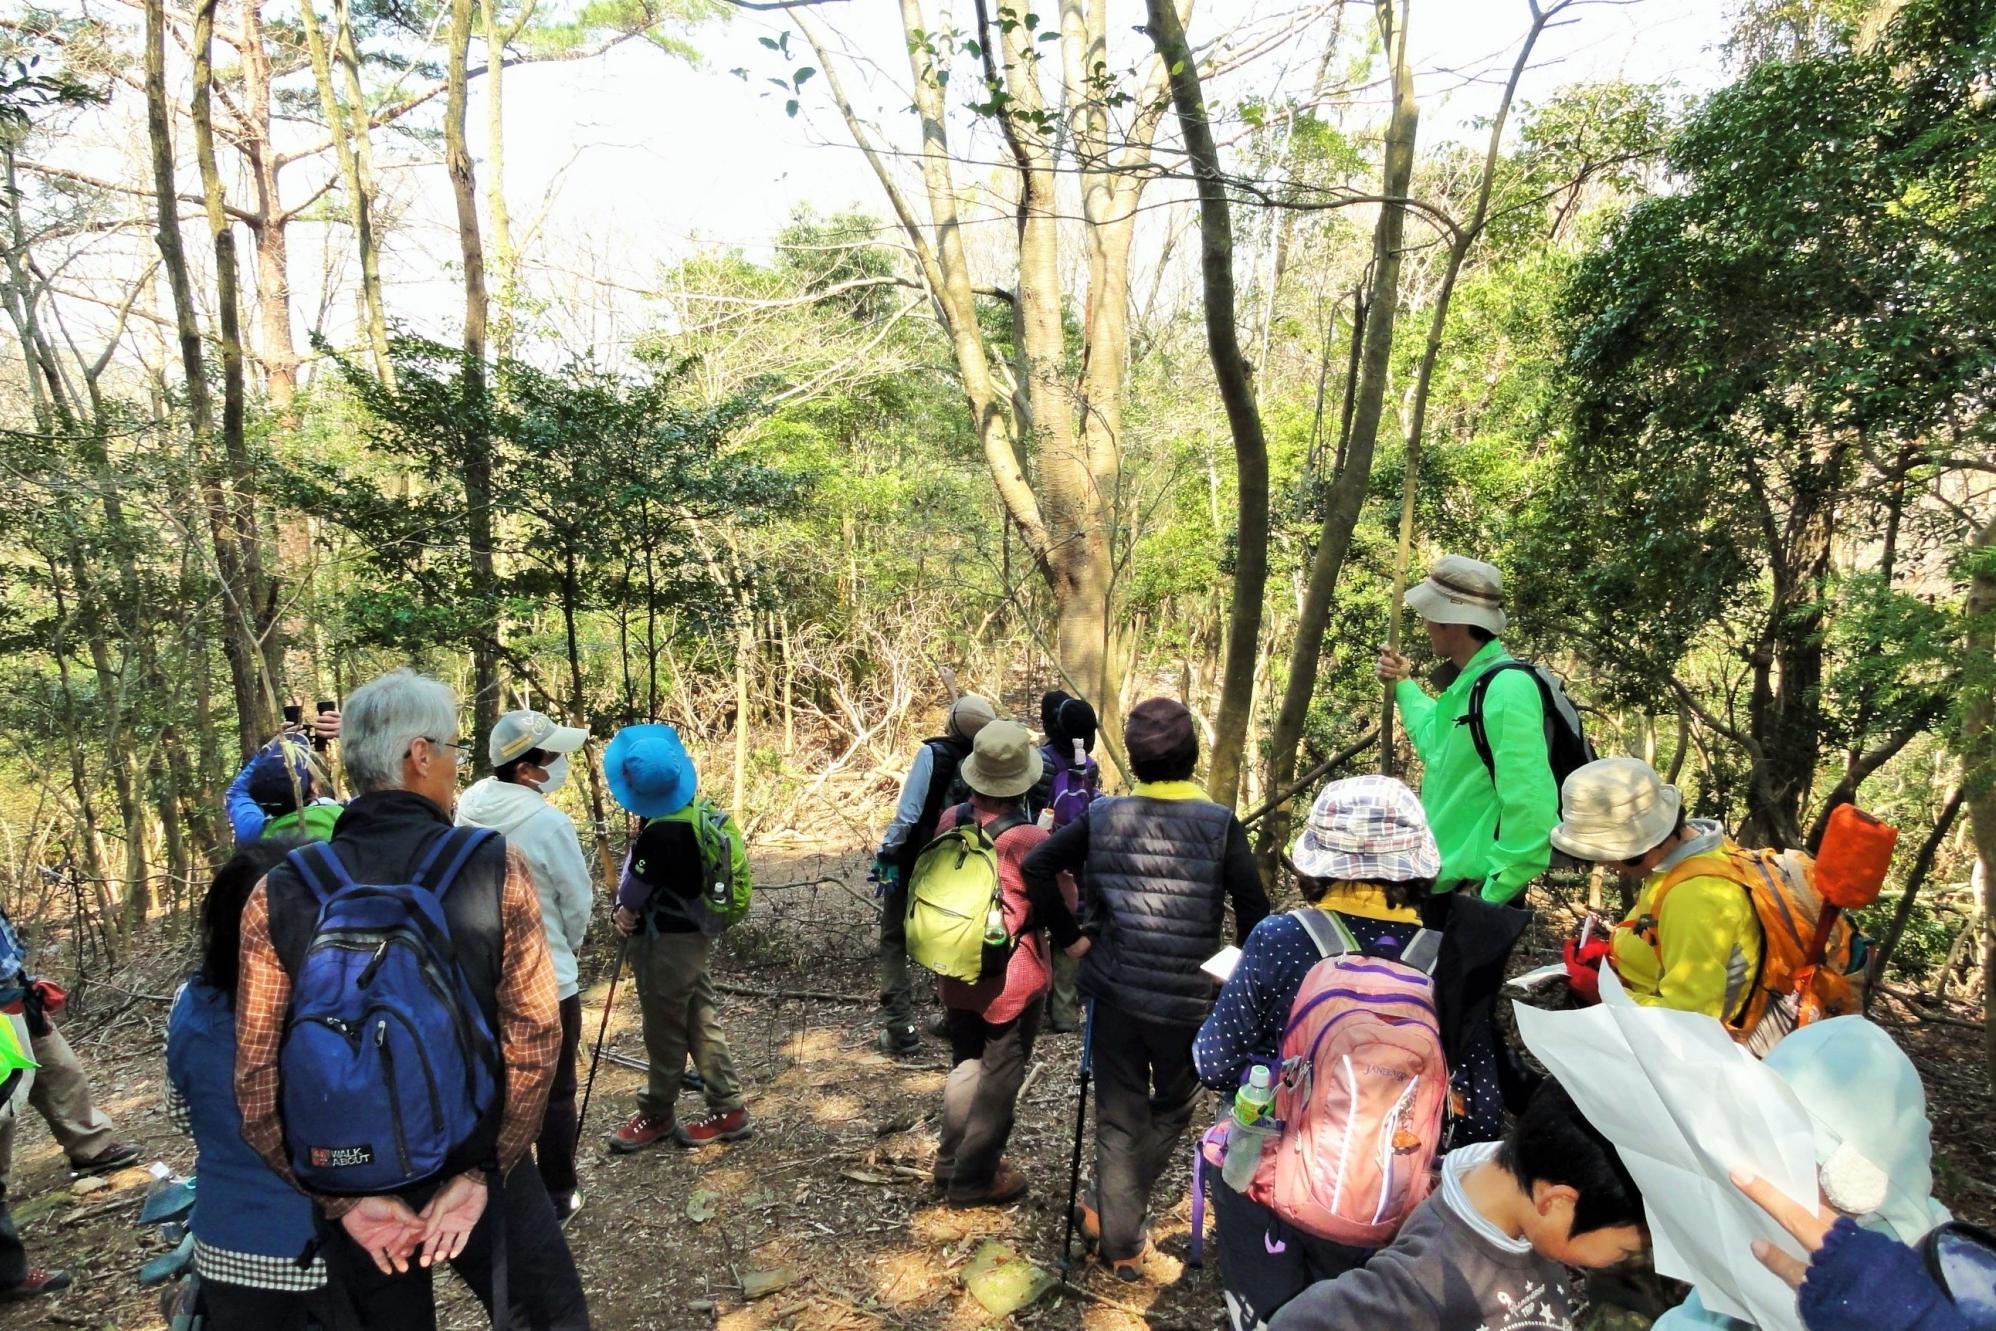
[199,837,307,1006]
[1497,1080,1645,1237]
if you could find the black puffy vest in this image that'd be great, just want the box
[1078,794,1235,1026]
[891,736,972,877]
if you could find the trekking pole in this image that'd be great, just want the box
[575,932,632,1147]
[1058,997,1096,1282]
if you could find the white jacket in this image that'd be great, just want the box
[457,777,594,999]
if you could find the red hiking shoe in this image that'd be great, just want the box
[607,1112,674,1154]
[675,1107,753,1147]
[1,1268,72,1302]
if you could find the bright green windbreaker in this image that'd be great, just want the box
[1392,639,1558,903]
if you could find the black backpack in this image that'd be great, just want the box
[1464,661,1594,865]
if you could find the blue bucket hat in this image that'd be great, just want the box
[603,724,696,818]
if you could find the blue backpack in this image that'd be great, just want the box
[277,828,503,1195]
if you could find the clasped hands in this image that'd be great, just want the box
[339,1172,489,1275]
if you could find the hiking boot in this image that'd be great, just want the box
[70,1142,140,1176]
[0,1268,72,1302]
[607,1112,674,1154]
[923,1011,951,1039]
[675,1107,753,1147]
[1107,1245,1151,1283]
[946,1159,1028,1208]
[1046,1015,1080,1036]
[1072,1191,1102,1248]
[681,1067,706,1093]
[877,1024,920,1057]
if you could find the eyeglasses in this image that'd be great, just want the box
[413,737,471,768]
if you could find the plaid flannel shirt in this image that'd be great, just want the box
[233,846,560,1218]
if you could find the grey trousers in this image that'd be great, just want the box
[877,879,913,1031]
[0,1020,119,1182]
[630,930,744,1120]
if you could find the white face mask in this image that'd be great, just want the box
[535,753,570,794]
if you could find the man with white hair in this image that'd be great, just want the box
[233,668,587,1329]
[1375,555,1560,906]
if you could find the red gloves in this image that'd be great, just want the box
[1563,935,1613,1006]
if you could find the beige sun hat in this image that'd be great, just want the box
[959,720,1043,799]
[1405,554,1508,634]
[1549,756,1684,863]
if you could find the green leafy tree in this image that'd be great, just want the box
[1531,0,1993,848]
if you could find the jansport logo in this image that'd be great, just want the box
[310,1145,376,1169]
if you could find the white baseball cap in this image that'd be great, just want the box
[489,709,589,766]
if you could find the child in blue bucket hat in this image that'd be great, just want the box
[603,725,754,1153]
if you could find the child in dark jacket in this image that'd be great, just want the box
[166,839,347,1328]
[1269,1082,1647,1331]
[602,725,754,1155]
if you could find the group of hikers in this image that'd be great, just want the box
[1,552,1992,1331]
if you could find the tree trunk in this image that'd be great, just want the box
[1740,443,1843,848]
[480,0,522,362]
[446,0,499,768]
[1257,0,1419,869]
[1380,5,1552,773]
[299,0,391,383]
[1866,784,1964,1007]
[1146,0,1265,809]
[237,0,300,413]
[1959,515,1996,1089]
[152,0,272,757]
[559,552,616,887]
[333,0,393,383]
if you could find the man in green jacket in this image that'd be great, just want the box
[1375,555,1557,905]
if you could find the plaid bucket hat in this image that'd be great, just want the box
[1289,775,1441,882]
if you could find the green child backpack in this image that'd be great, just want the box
[689,798,753,934]
[904,804,1027,983]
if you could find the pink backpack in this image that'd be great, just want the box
[1242,910,1448,1248]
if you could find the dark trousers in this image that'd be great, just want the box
[316,1161,589,1331]
[198,1279,354,1330]
[1209,1169,1368,1331]
[536,995,582,1202]
[938,1006,1041,1192]
[0,1191,24,1289]
[1091,1001,1202,1262]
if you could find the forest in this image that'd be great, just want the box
[0,0,1992,1324]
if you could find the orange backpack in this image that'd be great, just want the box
[1640,843,1859,1052]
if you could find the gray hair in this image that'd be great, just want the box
[340,668,461,793]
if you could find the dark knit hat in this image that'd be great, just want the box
[1040,690,1073,739]
[1124,697,1197,769]
[1055,698,1098,752]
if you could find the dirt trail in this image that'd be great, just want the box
[3,842,1988,1330]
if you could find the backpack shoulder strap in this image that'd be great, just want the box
[985,809,1032,842]
[415,826,498,900]
[1464,660,1545,783]
[1401,928,1442,976]
[287,841,353,906]
[1295,908,1357,960]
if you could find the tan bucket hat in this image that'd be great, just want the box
[946,694,998,742]
[1405,554,1508,634]
[1550,756,1683,862]
[959,720,1043,799]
